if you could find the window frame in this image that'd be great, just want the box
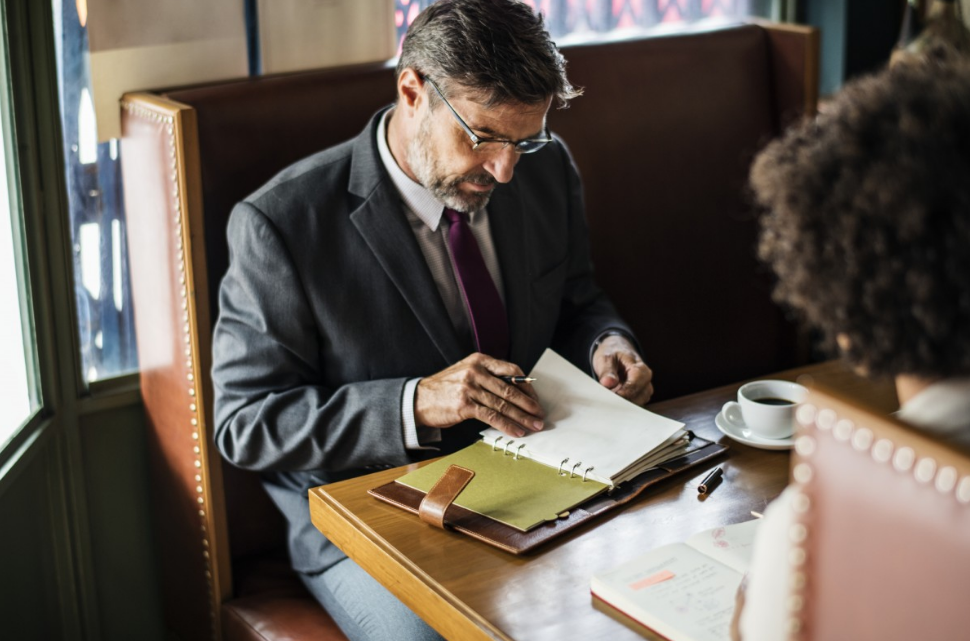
[0,0,48,475]
[0,0,104,636]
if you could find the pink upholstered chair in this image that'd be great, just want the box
[788,387,970,640]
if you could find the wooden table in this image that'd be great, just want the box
[309,361,898,641]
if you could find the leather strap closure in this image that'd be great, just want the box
[418,465,476,529]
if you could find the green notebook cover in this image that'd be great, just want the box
[397,441,609,532]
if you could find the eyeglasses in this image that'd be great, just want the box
[425,77,553,154]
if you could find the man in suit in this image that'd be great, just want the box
[212,1,653,639]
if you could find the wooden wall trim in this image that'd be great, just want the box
[760,21,821,126]
[803,26,821,117]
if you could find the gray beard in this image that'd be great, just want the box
[406,115,496,213]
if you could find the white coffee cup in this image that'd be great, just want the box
[721,380,808,440]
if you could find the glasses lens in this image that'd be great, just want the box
[473,140,512,153]
[516,139,550,154]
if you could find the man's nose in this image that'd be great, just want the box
[483,145,519,184]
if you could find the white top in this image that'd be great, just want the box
[739,377,970,640]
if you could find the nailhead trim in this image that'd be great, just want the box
[123,100,219,639]
[789,400,970,640]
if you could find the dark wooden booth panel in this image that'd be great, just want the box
[550,24,814,399]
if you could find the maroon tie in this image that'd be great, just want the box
[444,209,510,359]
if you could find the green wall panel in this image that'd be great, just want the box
[81,404,165,641]
[0,444,65,640]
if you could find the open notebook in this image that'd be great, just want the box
[480,349,689,487]
[591,519,760,641]
[371,350,725,546]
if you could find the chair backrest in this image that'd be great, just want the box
[789,387,970,640]
[119,21,817,640]
[548,23,817,397]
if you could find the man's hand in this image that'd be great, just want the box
[415,353,545,438]
[592,334,654,405]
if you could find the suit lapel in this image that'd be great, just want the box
[488,179,532,368]
[348,111,466,365]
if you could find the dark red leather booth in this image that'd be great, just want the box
[120,22,817,641]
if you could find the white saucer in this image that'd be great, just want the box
[714,410,794,451]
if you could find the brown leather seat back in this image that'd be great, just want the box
[164,63,398,341]
[791,388,970,640]
[157,64,396,563]
[549,24,802,399]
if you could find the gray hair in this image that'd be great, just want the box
[396,0,582,108]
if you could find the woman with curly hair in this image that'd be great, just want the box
[734,54,970,640]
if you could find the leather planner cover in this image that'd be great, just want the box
[369,432,728,555]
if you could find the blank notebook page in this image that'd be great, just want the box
[481,349,684,485]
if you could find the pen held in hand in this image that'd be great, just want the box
[501,376,537,384]
[697,466,724,494]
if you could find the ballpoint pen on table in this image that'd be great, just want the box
[697,466,724,494]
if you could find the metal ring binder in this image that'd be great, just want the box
[492,447,591,481]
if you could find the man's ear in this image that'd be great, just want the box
[397,68,425,116]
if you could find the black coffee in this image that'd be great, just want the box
[754,397,795,406]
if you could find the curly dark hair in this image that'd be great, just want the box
[751,56,970,379]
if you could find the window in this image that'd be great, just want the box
[52,0,138,384]
[0,105,36,446]
[394,0,757,47]
[0,0,39,448]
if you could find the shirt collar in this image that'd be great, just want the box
[377,109,447,231]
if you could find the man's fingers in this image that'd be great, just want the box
[599,372,620,388]
[597,357,620,388]
[517,380,540,401]
[456,361,545,435]
[478,372,544,421]
[473,400,532,438]
[473,352,522,378]
[611,356,654,405]
[469,352,542,401]
[591,341,655,406]
[619,356,649,386]
[475,385,544,432]
[615,380,654,405]
[642,382,655,404]
[415,353,544,431]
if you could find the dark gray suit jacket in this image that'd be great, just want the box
[212,109,634,573]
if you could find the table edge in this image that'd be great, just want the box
[309,484,514,641]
